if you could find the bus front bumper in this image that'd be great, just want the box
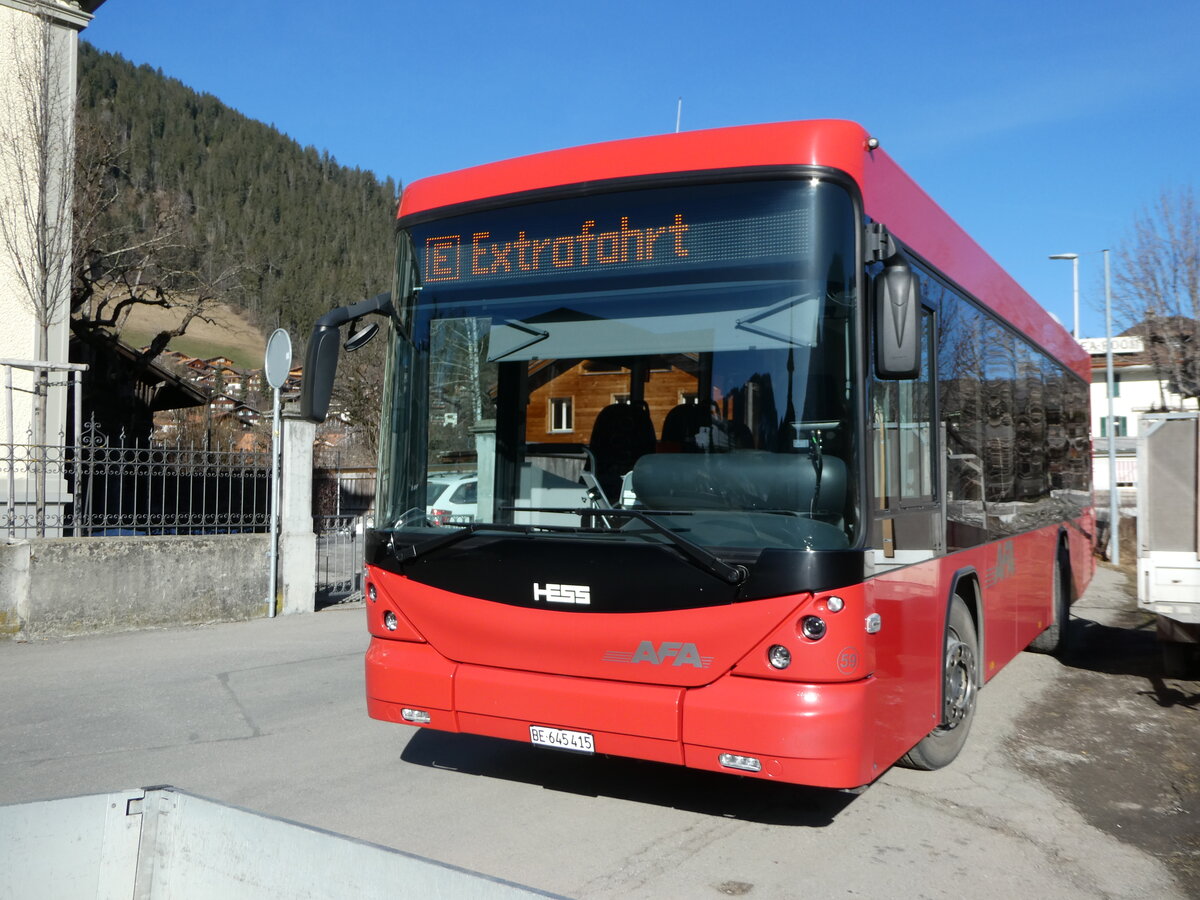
[366,637,878,790]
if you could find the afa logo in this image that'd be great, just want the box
[603,641,713,668]
[985,540,1017,587]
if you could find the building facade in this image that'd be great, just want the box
[0,0,104,533]
[1081,334,1199,501]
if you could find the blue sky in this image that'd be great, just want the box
[84,0,1199,339]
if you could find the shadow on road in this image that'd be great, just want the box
[400,729,856,827]
[1060,614,1200,709]
[1015,599,1200,897]
[1139,677,1200,712]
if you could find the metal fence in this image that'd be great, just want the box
[313,466,376,518]
[315,513,366,609]
[1,420,272,538]
[313,463,375,607]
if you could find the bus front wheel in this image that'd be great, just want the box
[898,596,979,771]
[1028,547,1070,657]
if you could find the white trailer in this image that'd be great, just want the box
[1136,411,1200,676]
[0,787,560,899]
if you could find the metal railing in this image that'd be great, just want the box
[312,466,376,518]
[312,460,375,608]
[1,418,272,538]
[315,513,366,608]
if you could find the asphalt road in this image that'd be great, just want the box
[0,565,1193,899]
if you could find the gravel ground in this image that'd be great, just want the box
[1012,562,1200,897]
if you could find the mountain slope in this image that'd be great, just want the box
[76,43,399,339]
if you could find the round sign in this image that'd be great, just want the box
[836,646,859,674]
[264,328,293,390]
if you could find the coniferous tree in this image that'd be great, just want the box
[73,43,399,344]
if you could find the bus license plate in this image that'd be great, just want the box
[529,725,594,754]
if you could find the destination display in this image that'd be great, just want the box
[425,213,691,282]
[413,181,819,287]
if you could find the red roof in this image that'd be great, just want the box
[399,120,1087,379]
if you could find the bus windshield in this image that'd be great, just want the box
[377,178,861,555]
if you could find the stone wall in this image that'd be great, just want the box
[0,535,270,639]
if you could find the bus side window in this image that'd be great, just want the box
[873,310,934,511]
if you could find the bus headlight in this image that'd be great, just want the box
[383,611,398,631]
[767,644,792,669]
[801,615,827,641]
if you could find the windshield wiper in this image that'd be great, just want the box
[392,521,580,564]
[396,510,748,586]
[515,507,747,586]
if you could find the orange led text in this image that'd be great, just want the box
[424,213,689,283]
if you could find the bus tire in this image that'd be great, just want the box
[1028,547,1070,657]
[898,596,979,771]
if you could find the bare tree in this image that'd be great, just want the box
[70,116,243,367]
[158,403,268,453]
[424,316,498,465]
[0,9,75,447]
[328,334,388,462]
[1112,186,1200,406]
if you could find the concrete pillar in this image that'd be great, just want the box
[278,413,315,615]
[0,540,32,640]
[471,418,496,521]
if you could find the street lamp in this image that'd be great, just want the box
[1051,249,1120,564]
[1049,253,1080,339]
[1102,249,1119,566]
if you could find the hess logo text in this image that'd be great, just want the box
[532,583,591,605]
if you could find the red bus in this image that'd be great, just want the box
[301,120,1094,789]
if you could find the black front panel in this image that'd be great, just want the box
[367,530,866,610]
[737,548,866,599]
[388,536,742,612]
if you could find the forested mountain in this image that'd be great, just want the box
[75,42,399,338]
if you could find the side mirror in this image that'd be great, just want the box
[344,322,380,353]
[298,291,393,422]
[874,258,921,379]
[299,324,342,422]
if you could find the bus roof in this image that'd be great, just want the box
[399,120,1088,379]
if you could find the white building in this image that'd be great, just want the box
[1081,334,1199,501]
[0,0,104,533]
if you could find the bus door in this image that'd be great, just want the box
[869,308,943,751]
